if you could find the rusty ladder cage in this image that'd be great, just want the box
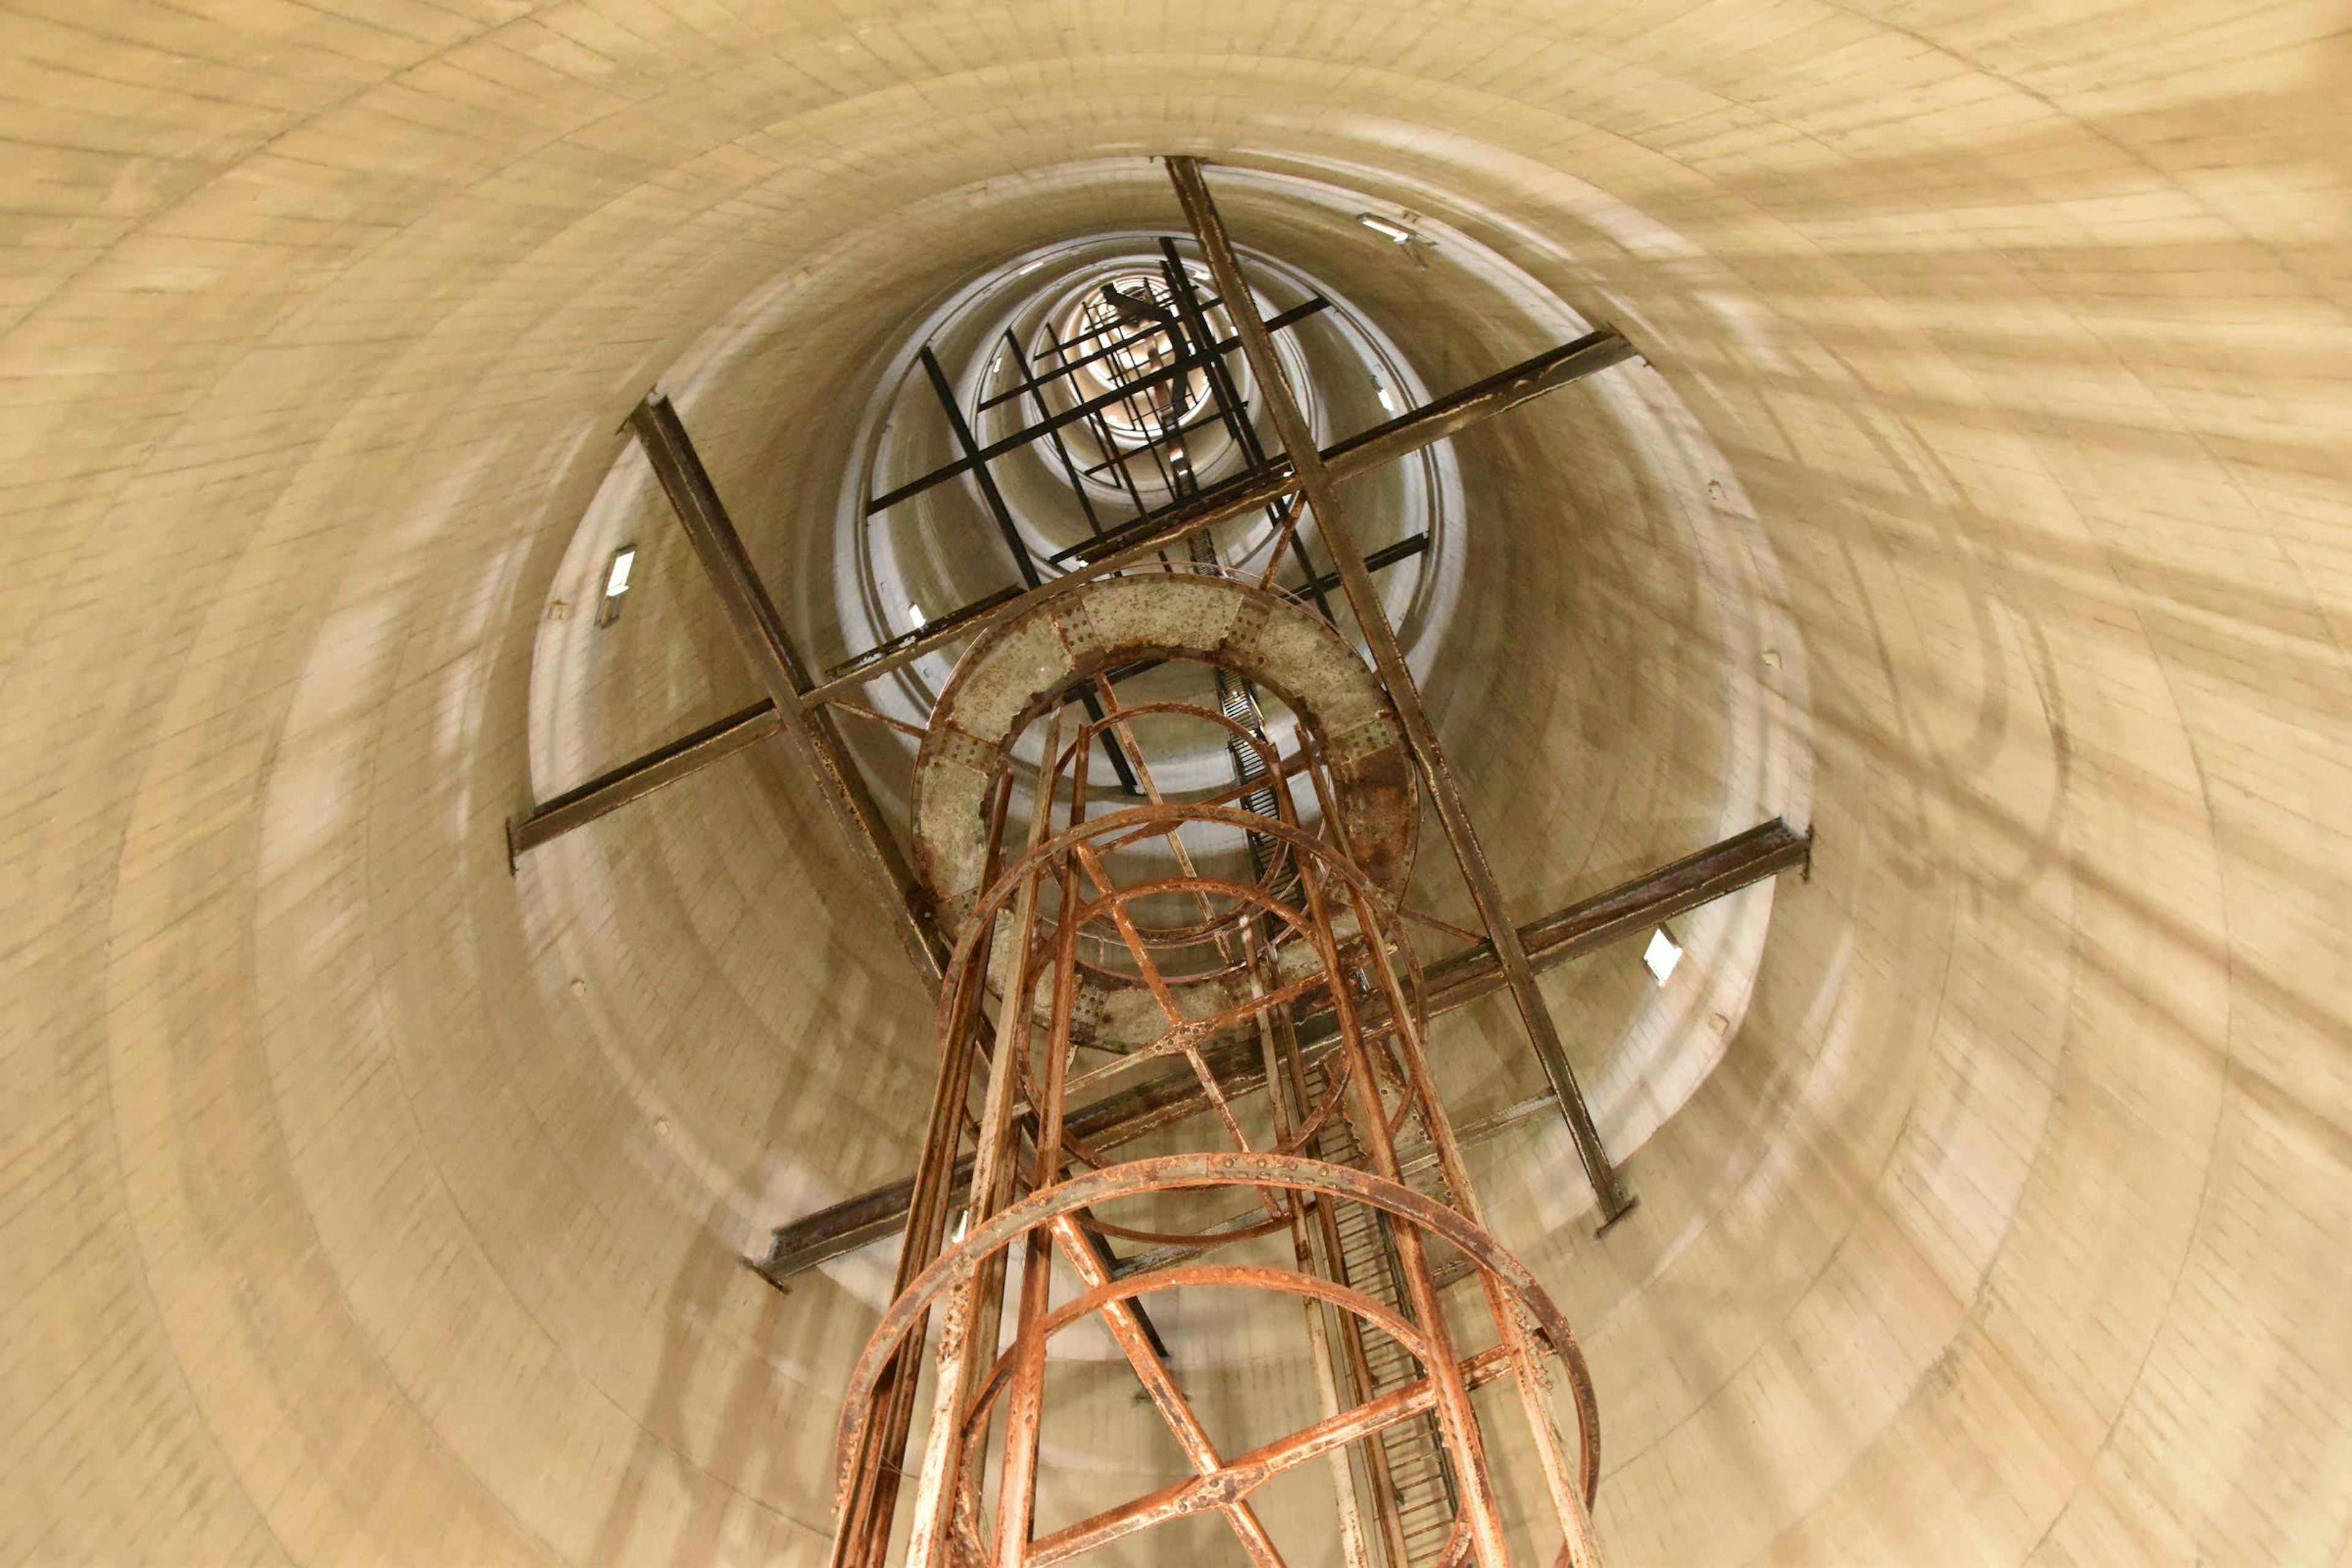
[824,592,1606,1568]
[502,153,1807,1567]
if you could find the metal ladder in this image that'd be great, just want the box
[1300,1054,1462,1567]
[1202,524,1463,1566]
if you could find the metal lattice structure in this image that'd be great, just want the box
[505,156,1817,1568]
[824,578,1603,1567]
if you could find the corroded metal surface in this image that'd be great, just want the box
[837,655,1603,1567]
[910,570,1419,1055]
[811,162,1648,1568]
[911,570,1416,933]
[826,1154,1601,1563]
[758,817,1811,1285]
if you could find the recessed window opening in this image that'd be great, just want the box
[1642,926,1684,986]
[596,543,636,627]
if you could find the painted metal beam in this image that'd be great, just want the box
[865,296,1330,514]
[626,393,944,980]
[521,301,1630,919]
[807,321,1631,706]
[521,311,1630,859]
[751,818,1809,1285]
[507,700,780,862]
[503,525,1424,861]
[914,345,1144,796]
[1169,154,1638,1224]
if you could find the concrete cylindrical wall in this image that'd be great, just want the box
[2,4,2346,1566]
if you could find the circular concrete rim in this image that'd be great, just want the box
[910,571,1420,935]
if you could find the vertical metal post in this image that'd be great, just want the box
[993,728,1090,1567]
[917,345,1143,796]
[625,394,943,981]
[897,705,1069,1568]
[1002,327,1105,537]
[832,769,1014,1568]
[1159,237,1337,620]
[1166,157,1636,1226]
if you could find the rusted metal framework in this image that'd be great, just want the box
[756,816,1810,1285]
[508,157,1819,1563]
[825,570,1605,1567]
[500,157,1816,1210]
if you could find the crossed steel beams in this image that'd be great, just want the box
[1169,156,1639,1221]
[502,313,1578,859]
[864,295,1329,516]
[506,159,1646,1207]
[828,688,1605,1568]
[754,815,1812,1286]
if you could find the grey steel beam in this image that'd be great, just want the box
[507,700,781,862]
[805,323,1632,707]
[1319,327,1637,477]
[627,393,945,980]
[1427,816,1812,1011]
[505,526,1428,862]
[1002,326,1104,537]
[918,345,1042,590]
[1169,154,1638,1224]
[752,818,1809,1284]
[915,345,1143,796]
[866,296,1330,514]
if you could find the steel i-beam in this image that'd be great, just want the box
[506,699,782,862]
[805,323,1632,707]
[1169,154,1637,1226]
[514,318,1631,862]
[626,393,944,979]
[755,818,1809,1284]
[507,535,1432,861]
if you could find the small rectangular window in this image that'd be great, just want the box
[596,543,637,627]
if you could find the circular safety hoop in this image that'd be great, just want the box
[827,1152,1601,1568]
[911,571,1417,935]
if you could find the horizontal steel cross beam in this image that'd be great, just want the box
[752,818,1810,1285]
[804,323,1634,705]
[864,296,1330,515]
[507,700,780,861]
[507,315,1624,856]
[505,534,1433,859]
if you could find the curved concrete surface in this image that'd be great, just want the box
[2,4,2346,1566]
